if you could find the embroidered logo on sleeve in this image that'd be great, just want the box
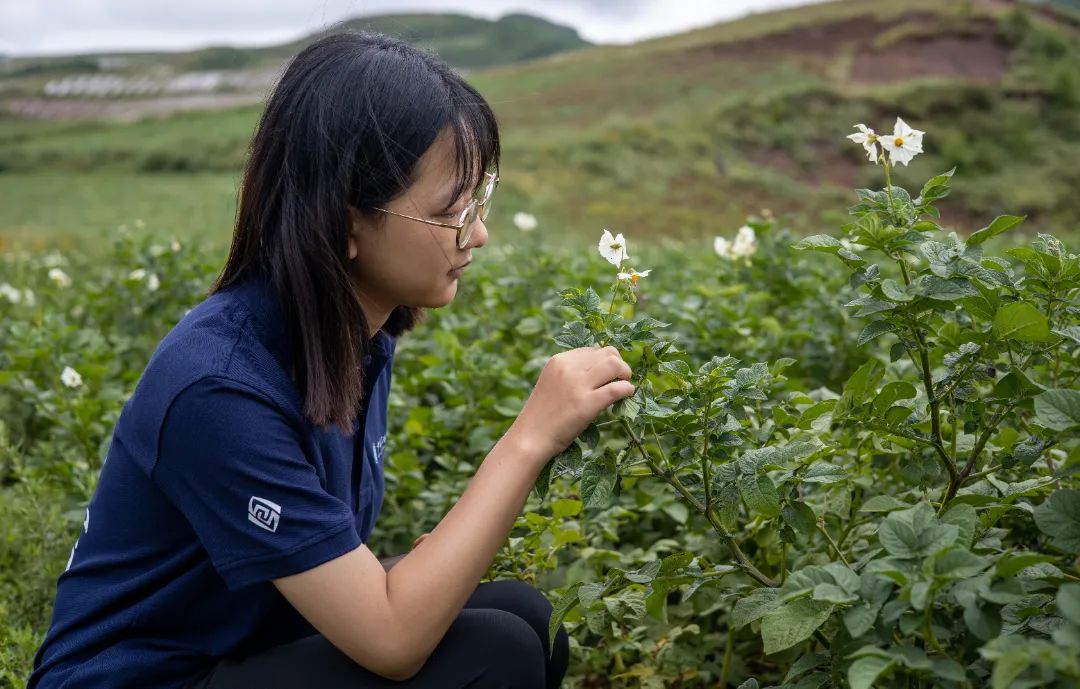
[372,434,387,466]
[248,496,282,533]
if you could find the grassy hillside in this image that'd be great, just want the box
[1,0,1079,250]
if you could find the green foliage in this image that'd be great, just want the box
[1,125,1079,689]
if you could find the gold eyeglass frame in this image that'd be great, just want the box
[372,171,499,249]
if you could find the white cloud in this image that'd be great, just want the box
[0,0,820,57]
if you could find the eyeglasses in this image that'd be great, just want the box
[372,171,499,249]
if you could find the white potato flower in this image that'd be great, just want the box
[617,268,652,286]
[42,252,65,268]
[128,268,147,281]
[847,123,880,164]
[48,268,72,288]
[23,289,35,306]
[0,282,21,304]
[60,366,83,389]
[147,273,160,291]
[713,236,732,259]
[170,239,182,252]
[598,229,630,266]
[731,225,758,260]
[879,117,924,166]
[512,212,538,231]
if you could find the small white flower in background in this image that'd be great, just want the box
[598,228,630,267]
[147,273,160,291]
[149,243,166,257]
[731,225,758,260]
[847,123,880,164]
[43,252,65,268]
[71,305,85,318]
[134,218,145,229]
[879,117,924,166]
[512,212,538,231]
[0,283,21,304]
[617,268,652,286]
[128,268,147,281]
[170,239,182,252]
[48,268,72,288]
[713,236,732,259]
[60,366,83,389]
[23,289,35,306]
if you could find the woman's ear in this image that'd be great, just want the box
[346,206,362,260]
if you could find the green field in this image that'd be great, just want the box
[3,0,1080,252]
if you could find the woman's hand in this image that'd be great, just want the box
[506,345,635,466]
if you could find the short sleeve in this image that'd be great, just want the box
[152,376,362,591]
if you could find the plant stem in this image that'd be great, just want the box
[619,418,777,588]
[883,158,896,219]
[701,397,714,514]
[817,519,851,567]
[720,623,735,687]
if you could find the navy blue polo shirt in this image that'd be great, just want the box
[28,271,396,689]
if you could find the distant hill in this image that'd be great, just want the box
[0,11,590,79]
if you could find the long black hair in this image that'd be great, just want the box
[210,30,500,433]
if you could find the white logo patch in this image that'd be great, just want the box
[371,434,386,465]
[248,496,281,533]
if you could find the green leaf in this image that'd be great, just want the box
[802,462,847,484]
[548,582,583,654]
[533,461,553,501]
[860,495,910,513]
[844,605,878,637]
[760,598,833,654]
[1034,489,1080,553]
[1034,389,1080,431]
[731,587,782,628]
[872,381,917,415]
[836,358,886,417]
[1056,583,1080,625]
[992,302,1050,342]
[858,320,897,346]
[782,501,818,536]
[552,498,582,519]
[881,279,913,302]
[741,473,781,518]
[995,552,1057,577]
[794,234,843,252]
[878,503,959,558]
[848,657,893,689]
[581,456,618,509]
[967,215,1025,246]
[915,275,980,301]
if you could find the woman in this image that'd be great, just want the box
[28,30,635,689]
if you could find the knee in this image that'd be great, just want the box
[475,609,546,689]
[486,580,555,627]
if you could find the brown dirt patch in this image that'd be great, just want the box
[668,12,1010,85]
[851,29,1009,84]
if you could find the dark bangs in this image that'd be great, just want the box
[445,90,501,207]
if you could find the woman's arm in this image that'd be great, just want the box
[272,429,545,679]
[272,346,634,680]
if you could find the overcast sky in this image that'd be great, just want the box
[1,0,820,58]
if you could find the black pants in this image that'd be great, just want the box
[183,579,570,689]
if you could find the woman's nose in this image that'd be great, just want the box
[467,217,488,249]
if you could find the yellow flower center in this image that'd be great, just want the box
[894,136,904,147]
[630,273,641,285]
